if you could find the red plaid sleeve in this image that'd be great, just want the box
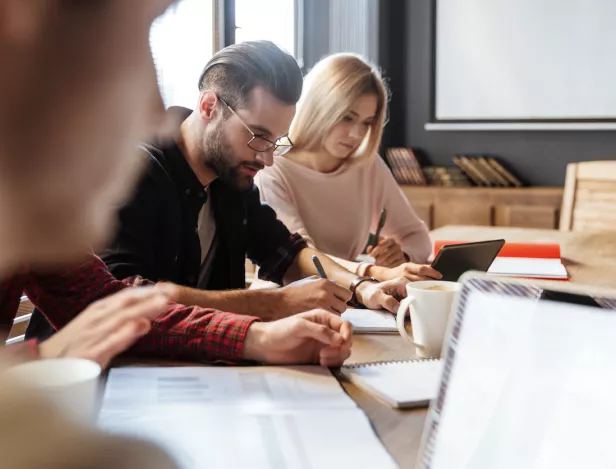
[24,258,126,329]
[130,303,258,362]
[24,255,259,362]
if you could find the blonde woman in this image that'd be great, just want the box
[255,54,441,282]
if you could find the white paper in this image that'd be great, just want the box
[342,308,397,333]
[488,257,568,279]
[101,366,354,411]
[99,366,397,469]
[429,292,616,469]
[355,254,376,264]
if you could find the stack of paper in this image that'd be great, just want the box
[489,242,568,280]
[99,366,397,469]
[488,257,568,280]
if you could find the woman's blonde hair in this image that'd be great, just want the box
[289,53,389,162]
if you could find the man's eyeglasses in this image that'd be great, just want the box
[218,96,293,156]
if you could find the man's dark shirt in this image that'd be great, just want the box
[100,107,307,291]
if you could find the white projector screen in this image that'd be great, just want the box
[435,0,616,121]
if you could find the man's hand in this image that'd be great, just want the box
[354,277,409,313]
[368,263,442,283]
[367,237,406,268]
[38,285,177,369]
[243,310,353,367]
[276,277,352,316]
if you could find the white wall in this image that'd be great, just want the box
[436,0,616,121]
[150,0,214,108]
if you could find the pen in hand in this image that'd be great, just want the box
[312,255,327,279]
[368,207,388,249]
[375,207,387,242]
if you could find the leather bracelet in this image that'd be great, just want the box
[348,276,379,307]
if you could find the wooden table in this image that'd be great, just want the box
[115,226,616,468]
[341,225,616,468]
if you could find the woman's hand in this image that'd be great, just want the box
[367,237,407,268]
[368,262,442,283]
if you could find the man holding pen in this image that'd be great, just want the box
[95,41,409,320]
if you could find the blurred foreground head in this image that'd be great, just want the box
[0,0,176,274]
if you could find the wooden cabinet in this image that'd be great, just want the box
[400,186,563,230]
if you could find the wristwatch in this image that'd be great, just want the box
[348,276,379,307]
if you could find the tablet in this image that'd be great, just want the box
[431,239,505,282]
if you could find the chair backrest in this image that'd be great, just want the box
[5,298,33,345]
[560,161,616,232]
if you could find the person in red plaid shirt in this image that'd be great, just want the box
[0,2,189,468]
[0,1,355,468]
[0,1,354,370]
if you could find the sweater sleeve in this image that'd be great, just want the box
[373,156,432,263]
[254,167,318,248]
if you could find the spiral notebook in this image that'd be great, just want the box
[341,308,398,334]
[340,359,444,409]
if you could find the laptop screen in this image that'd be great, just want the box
[419,277,616,469]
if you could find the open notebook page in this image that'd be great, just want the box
[342,308,397,333]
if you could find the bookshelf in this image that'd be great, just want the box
[385,147,564,230]
[400,186,563,230]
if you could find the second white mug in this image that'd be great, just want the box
[5,357,102,425]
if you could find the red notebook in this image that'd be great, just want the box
[433,241,569,281]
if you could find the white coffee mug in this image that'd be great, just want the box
[5,358,101,424]
[396,281,460,358]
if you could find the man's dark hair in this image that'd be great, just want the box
[197,40,303,109]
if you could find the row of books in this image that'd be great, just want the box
[452,155,523,187]
[423,166,472,187]
[385,148,524,187]
[386,148,426,185]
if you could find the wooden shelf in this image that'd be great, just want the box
[400,186,563,230]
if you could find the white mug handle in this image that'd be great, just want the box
[396,295,425,351]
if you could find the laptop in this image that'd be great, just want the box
[416,272,616,469]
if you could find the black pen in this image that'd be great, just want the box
[369,208,387,248]
[375,208,387,241]
[312,255,327,279]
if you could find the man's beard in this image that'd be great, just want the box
[200,123,262,191]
